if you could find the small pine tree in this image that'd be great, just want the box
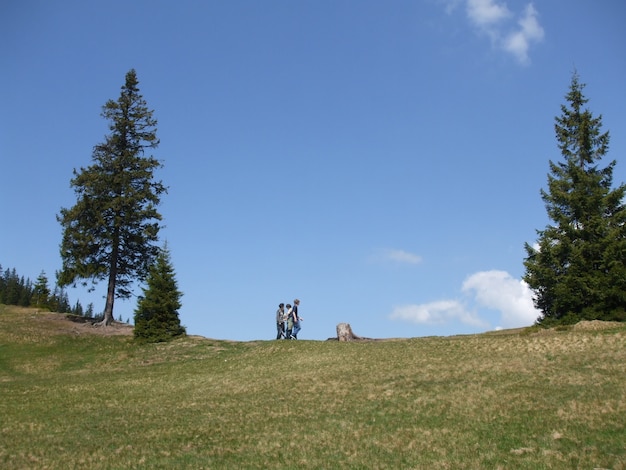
[134,244,185,342]
[4,269,21,305]
[19,277,32,307]
[85,303,95,318]
[48,287,60,312]
[33,271,51,309]
[73,300,84,316]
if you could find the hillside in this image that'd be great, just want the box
[1,305,625,469]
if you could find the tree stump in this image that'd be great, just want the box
[336,323,365,341]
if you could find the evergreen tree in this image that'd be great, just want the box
[56,289,71,313]
[0,266,41,308]
[72,300,84,316]
[524,73,626,324]
[19,277,32,307]
[33,271,51,309]
[134,244,185,342]
[48,286,60,313]
[4,269,21,305]
[57,69,166,326]
[85,303,95,318]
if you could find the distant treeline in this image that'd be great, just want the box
[0,264,95,317]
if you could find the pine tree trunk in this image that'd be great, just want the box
[101,277,115,326]
[100,246,118,327]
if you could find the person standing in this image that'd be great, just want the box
[275,303,286,340]
[291,299,302,339]
[284,304,293,340]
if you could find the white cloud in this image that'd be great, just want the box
[385,249,422,265]
[445,0,544,65]
[389,269,540,331]
[466,0,511,28]
[390,300,489,327]
[371,248,422,265]
[502,4,544,65]
[461,270,540,328]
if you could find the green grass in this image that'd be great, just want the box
[1,305,625,469]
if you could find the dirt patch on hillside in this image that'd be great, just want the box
[40,312,134,337]
[572,320,624,331]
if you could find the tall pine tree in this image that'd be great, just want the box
[58,70,166,326]
[134,244,185,342]
[524,73,626,324]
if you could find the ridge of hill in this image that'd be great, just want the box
[2,304,622,342]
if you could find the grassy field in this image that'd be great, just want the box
[1,305,625,469]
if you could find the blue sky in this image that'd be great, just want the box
[1,0,625,341]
